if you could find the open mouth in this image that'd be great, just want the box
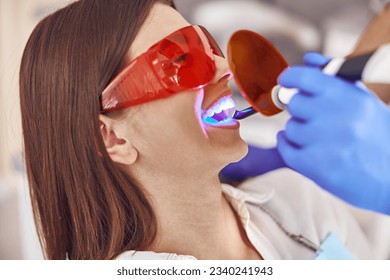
[201,96,236,125]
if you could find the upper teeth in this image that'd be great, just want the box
[204,96,235,115]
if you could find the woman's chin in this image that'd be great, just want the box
[230,140,249,163]
[216,139,248,167]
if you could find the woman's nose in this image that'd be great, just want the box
[211,55,232,84]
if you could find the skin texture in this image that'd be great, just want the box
[99,4,259,260]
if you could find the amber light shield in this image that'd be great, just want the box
[227,30,289,116]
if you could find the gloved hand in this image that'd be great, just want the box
[277,54,390,215]
[220,145,285,183]
[303,52,331,68]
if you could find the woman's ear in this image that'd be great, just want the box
[99,114,138,165]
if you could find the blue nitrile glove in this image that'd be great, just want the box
[277,59,390,215]
[303,52,331,68]
[220,145,285,183]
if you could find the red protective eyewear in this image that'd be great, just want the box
[101,25,224,112]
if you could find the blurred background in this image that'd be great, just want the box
[0,0,384,259]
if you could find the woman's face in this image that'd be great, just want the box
[117,3,248,174]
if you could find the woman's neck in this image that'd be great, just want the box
[135,171,261,259]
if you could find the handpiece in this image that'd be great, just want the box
[273,43,390,110]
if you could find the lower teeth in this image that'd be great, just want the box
[203,116,232,124]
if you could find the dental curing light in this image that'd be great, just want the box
[228,30,390,119]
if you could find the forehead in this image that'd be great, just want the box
[127,3,191,61]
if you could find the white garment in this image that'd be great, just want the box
[116,169,390,260]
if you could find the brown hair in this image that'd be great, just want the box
[19,0,175,260]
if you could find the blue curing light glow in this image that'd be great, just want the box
[202,96,236,125]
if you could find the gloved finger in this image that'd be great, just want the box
[278,132,325,178]
[303,52,331,68]
[276,131,302,170]
[287,92,321,121]
[278,66,358,97]
[285,118,312,147]
[285,118,329,147]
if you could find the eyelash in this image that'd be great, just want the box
[174,53,188,63]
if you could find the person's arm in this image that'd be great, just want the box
[349,3,390,103]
